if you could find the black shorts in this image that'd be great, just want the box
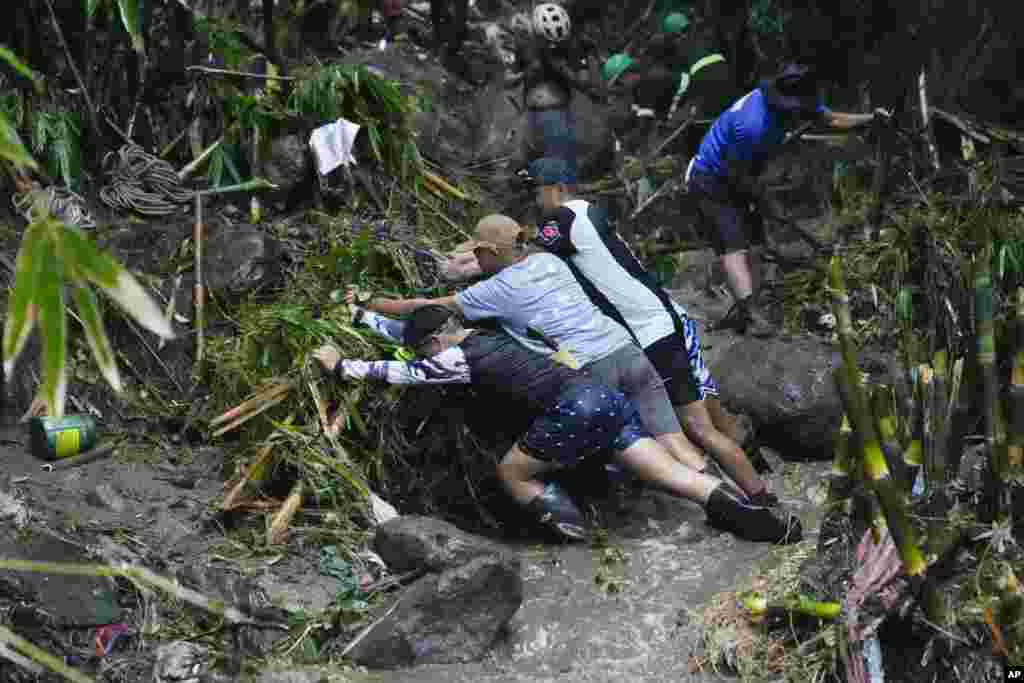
[518,381,649,465]
[688,171,766,255]
[645,331,701,406]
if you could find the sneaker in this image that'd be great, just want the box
[747,490,779,507]
[704,485,802,544]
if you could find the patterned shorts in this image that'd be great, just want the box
[645,316,720,406]
[518,381,650,465]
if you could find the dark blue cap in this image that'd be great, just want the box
[528,158,572,186]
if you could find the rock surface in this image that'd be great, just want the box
[202,227,282,297]
[152,641,209,683]
[373,515,510,573]
[345,553,523,668]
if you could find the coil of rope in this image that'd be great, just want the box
[99,145,194,216]
[12,181,98,229]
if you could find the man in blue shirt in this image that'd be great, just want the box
[686,63,890,336]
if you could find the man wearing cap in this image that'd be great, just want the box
[312,301,802,544]
[686,63,891,336]
[528,157,776,507]
[358,214,717,476]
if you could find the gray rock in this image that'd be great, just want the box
[175,565,289,656]
[373,515,508,574]
[0,528,121,627]
[345,553,523,668]
[263,134,310,198]
[152,641,209,683]
[255,671,326,683]
[710,337,887,460]
[202,227,282,297]
[86,483,128,513]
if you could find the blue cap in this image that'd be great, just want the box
[528,158,572,186]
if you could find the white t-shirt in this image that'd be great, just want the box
[533,198,685,348]
[455,252,634,367]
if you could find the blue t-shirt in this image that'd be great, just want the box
[691,87,828,179]
[455,252,634,367]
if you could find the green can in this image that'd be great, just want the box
[29,414,98,461]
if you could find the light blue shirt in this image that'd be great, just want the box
[455,252,634,367]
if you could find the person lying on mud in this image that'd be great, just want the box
[526,157,776,507]
[686,62,891,337]
[312,303,802,545]
[356,214,714,478]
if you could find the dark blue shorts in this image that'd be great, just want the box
[688,171,765,255]
[518,381,649,465]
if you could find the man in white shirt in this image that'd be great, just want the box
[527,157,776,506]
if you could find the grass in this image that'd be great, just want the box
[688,540,836,682]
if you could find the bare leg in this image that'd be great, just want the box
[721,249,753,301]
[655,431,706,471]
[679,400,764,497]
[705,396,738,442]
[496,445,552,504]
[614,437,719,503]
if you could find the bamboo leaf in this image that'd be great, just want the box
[115,0,145,55]
[0,44,41,89]
[84,0,102,21]
[3,223,49,376]
[62,226,120,288]
[37,240,67,418]
[0,110,38,170]
[71,285,122,392]
[101,270,175,340]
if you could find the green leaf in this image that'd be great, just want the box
[0,44,40,89]
[207,145,225,188]
[116,0,145,55]
[62,226,120,288]
[71,284,122,392]
[101,270,174,340]
[0,111,38,171]
[84,0,102,21]
[221,145,243,184]
[37,240,68,418]
[2,224,47,376]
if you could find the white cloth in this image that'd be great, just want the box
[309,118,362,176]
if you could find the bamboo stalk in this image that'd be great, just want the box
[0,560,287,630]
[827,414,854,511]
[874,384,908,492]
[918,67,941,173]
[422,170,469,202]
[904,366,931,494]
[194,194,205,366]
[267,481,303,545]
[975,241,1006,522]
[830,254,927,578]
[928,351,950,495]
[210,383,293,427]
[0,626,92,683]
[1010,287,1024,474]
[221,442,275,510]
[177,137,223,181]
[212,393,289,437]
[739,591,841,620]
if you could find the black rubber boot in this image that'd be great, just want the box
[526,482,587,542]
[704,484,801,544]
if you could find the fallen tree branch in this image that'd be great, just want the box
[186,65,295,81]
[43,0,101,142]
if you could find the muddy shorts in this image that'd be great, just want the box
[518,381,650,465]
[525,108,578,185]
[687,170,765,255]
[644,317,721,406]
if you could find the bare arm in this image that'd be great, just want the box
[823,110,881,130]
[364,294,462,317]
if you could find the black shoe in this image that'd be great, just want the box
[747,490,779,507]
[527,484,587,542]
[705,485,802,544]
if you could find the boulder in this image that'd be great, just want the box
[202,227,282,297]
[709,336,888,460]
[263,133,311,201]
[345,553,522,668]
[373,515,508,574]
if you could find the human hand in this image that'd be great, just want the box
[313,344,342,373]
